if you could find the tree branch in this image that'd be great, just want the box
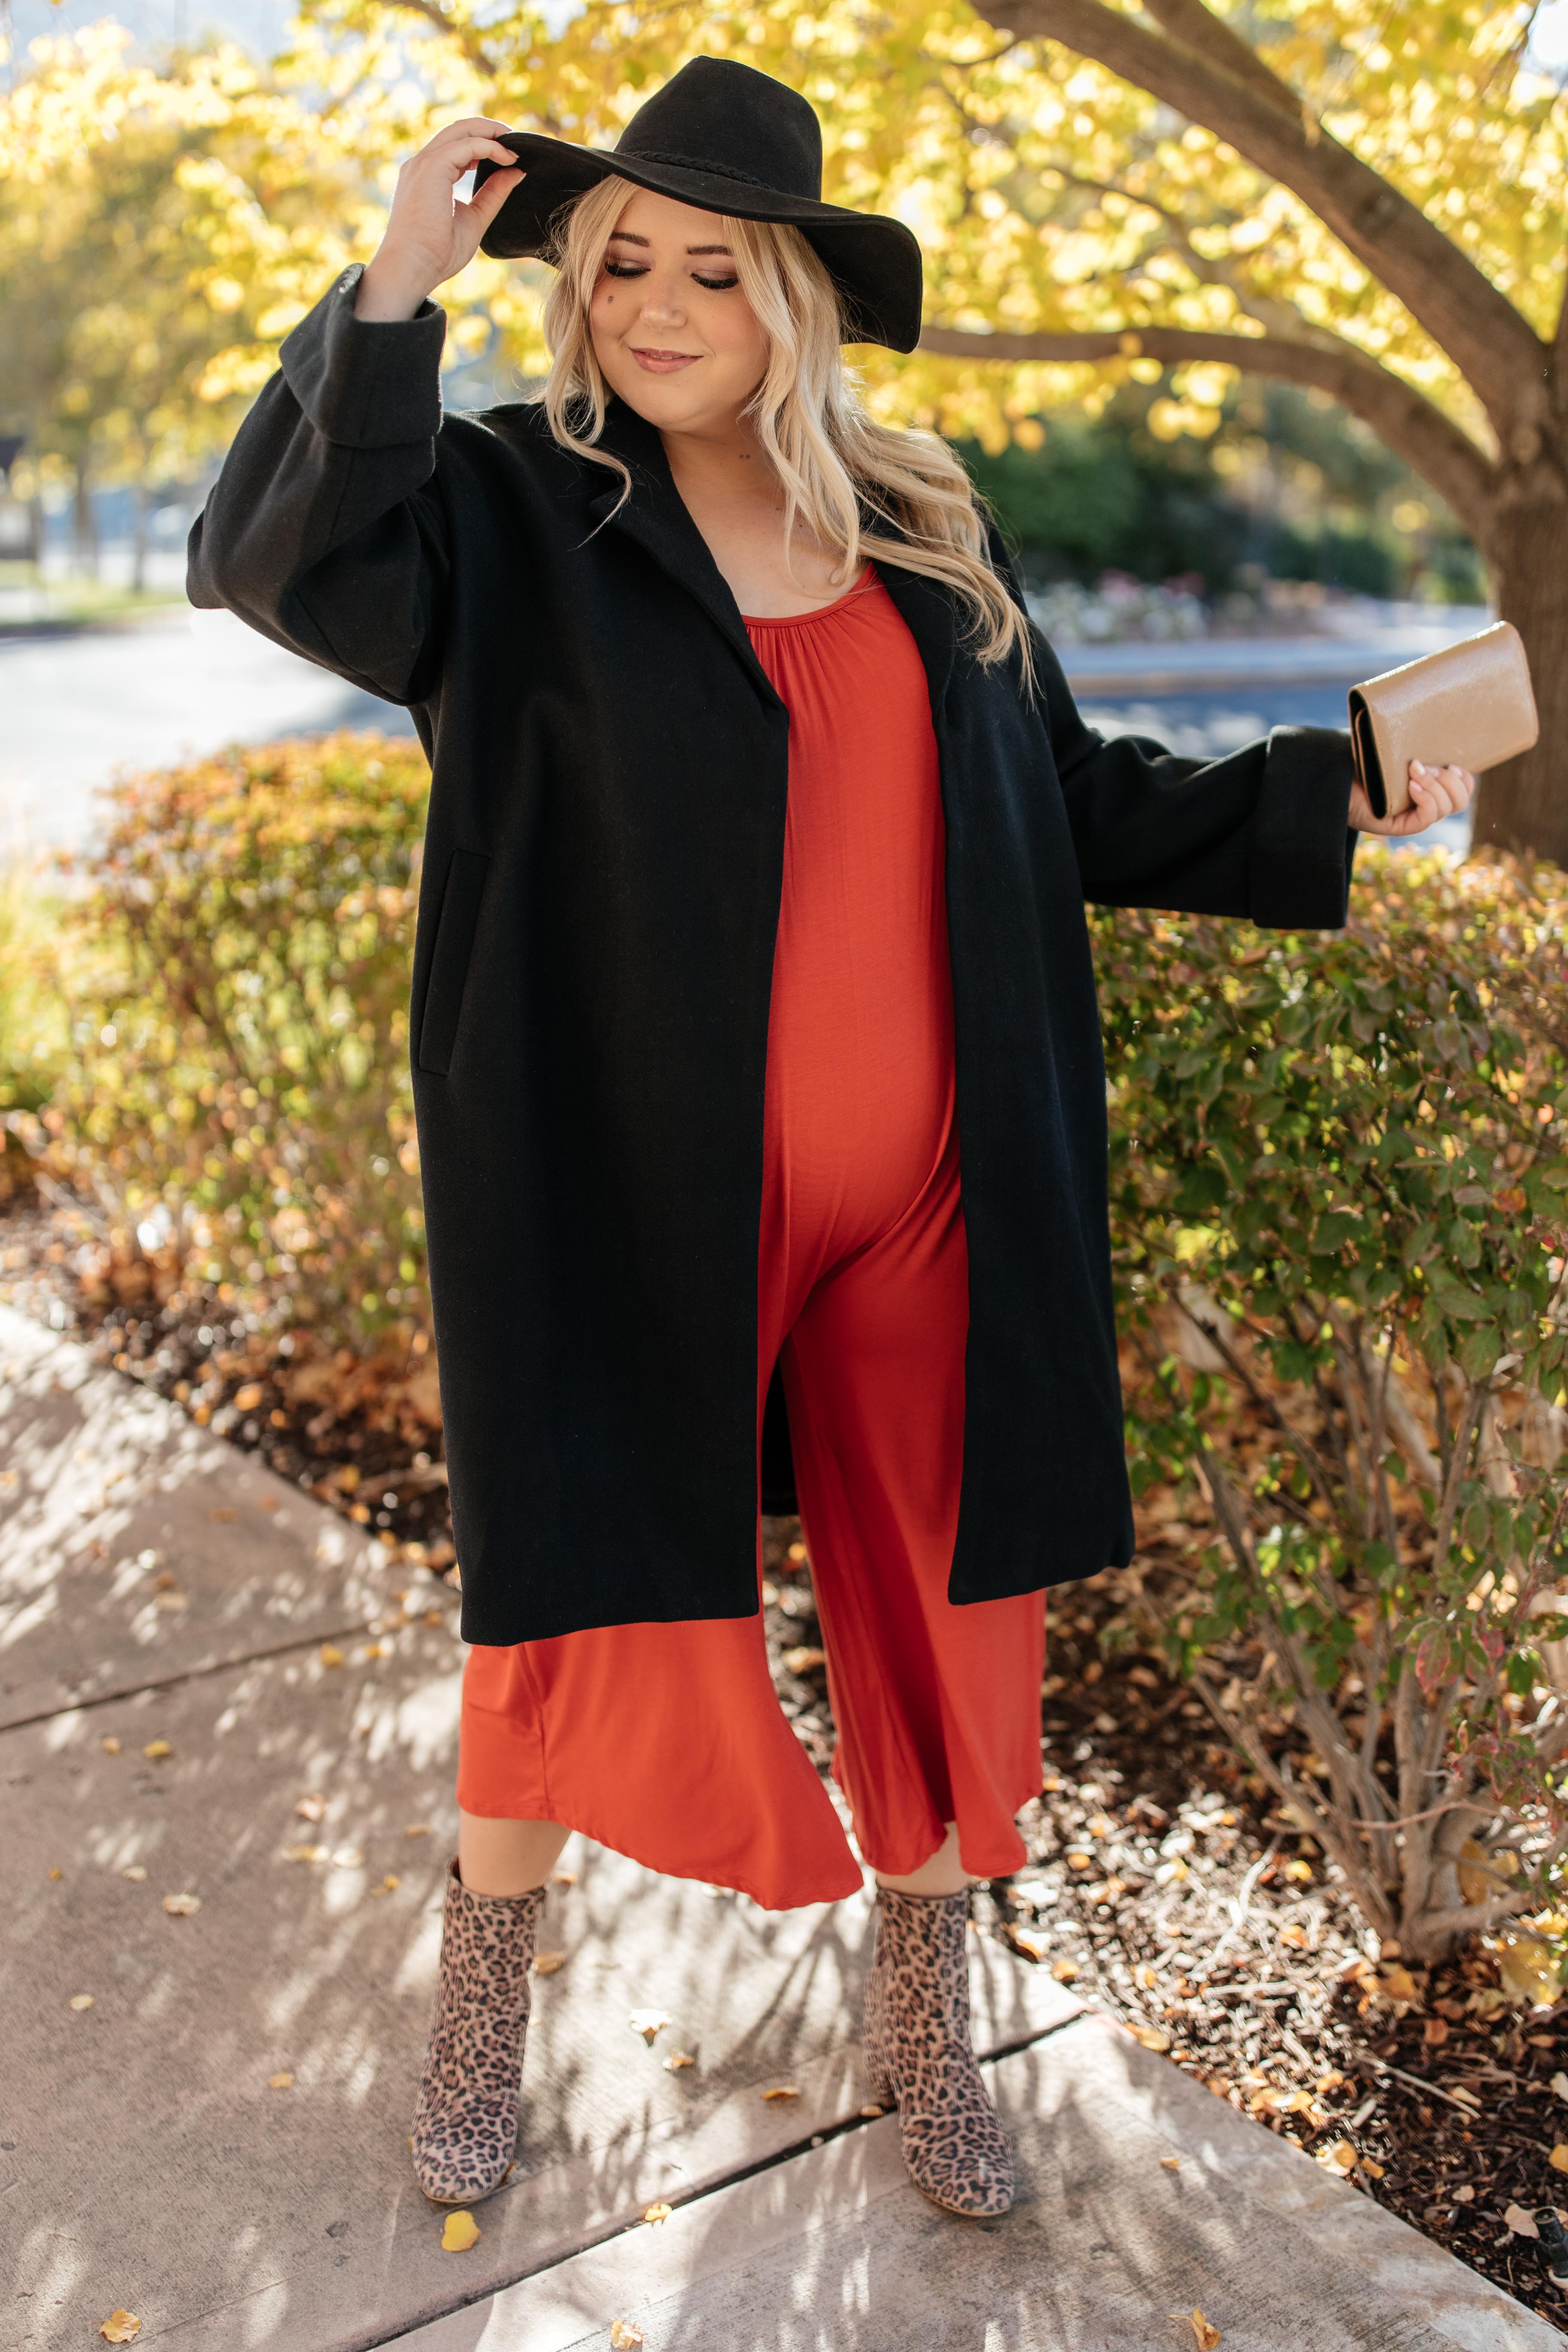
[1138,0,1303,119]
[968,0,1545,435]
[918,319,1497,542]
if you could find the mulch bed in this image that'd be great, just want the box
[4,1171,1566,2325]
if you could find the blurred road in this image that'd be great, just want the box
[0,607,416,862]
[0,598,1486,862]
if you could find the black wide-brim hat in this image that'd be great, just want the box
[474,55,923,353]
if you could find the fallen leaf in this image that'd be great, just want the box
[404,1823,432,1838]
[1008,1925,1050,1961]
[1129,2024,1170,2053]
[1376,1965,1419,2005]
[102,1737,121,1755]
[643,2202,673,2224]
[782,1645,826,1674]
[268,2071,294,2090]
[1497,1931,1559,2008]
[318,1644,345,1669]
[859,2101,885,2116]
[1160,2155,1181,2172]
[283,1844,329,1864]
[1553,2073,1568,2102]
[233,1383,265,1411]
[1186,2313,1221,2352]
[1360,2156,1385,2180]
[48,1865,62,1880]
[629,2008,670,2044]
[1051,1959,1080,1982]
[533,1951,566,1976]
[663,2051,695,2071]
[1315,2141,1357,2175]
[295,1795,328,1822]
[163,1893,201,1916]
[1505,2202,1541,2238]
[331,1847,364,1870]
[1278,1923,1308,1950]
[361,1640,390,1661]
[552,1868,577,1885]
[760,2084,800,2101]
[370,1874,401,1896]
[608,2325,643,2350]
[141,1740,172,1761]
[100,2314,142,2343]
[441,2210,480,2252]
[1087,1813,1117,1838]
[122,1865,146,1881]
[1284,1859,1313,1883]
[70,1993,94,2011]
[1550,2146,1568,2176]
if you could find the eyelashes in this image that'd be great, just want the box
[602,259,740,292]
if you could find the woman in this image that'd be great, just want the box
[189,57,1473,2221]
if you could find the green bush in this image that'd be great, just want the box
[1096,850,1568,1972]
[960,377,1488,602]
[30,731,431,1345]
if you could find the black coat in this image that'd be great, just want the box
[189,267,1357,1646]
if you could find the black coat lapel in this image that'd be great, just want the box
[587,401,773,689]
[871,556,958,718]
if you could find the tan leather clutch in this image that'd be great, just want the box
[1348,620,1538,820]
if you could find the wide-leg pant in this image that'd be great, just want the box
[457,1111,1046,1912]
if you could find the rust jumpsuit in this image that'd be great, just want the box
[457,568,1047,1907]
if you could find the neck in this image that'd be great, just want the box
[660,412,780,510]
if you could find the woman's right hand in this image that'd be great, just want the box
[355,119,523,322]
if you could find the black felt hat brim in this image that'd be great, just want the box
[475,131,924,354]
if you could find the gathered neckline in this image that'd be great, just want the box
[741,566,877,629]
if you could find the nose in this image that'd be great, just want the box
[637,267,688,328]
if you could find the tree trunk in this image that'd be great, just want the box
[131,479,151,596]
[72,453,97,580]
[1472,462,1568,862]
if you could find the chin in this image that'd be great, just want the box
[607,378,713,432]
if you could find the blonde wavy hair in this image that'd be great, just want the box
[540,175,1031,674]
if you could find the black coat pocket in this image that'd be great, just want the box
[417,849,490,1076]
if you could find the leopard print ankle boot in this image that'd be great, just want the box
[863,1886,1015,2218]
[411,1859,546,2204]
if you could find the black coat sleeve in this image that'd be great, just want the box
[986,526,1358,931]
[187,267,451,706]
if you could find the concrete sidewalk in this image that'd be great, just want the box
[2,1302,1561,2352]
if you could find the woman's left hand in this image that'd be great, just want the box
[1349,760,1476,838]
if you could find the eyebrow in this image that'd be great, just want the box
[606,231,734,256]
